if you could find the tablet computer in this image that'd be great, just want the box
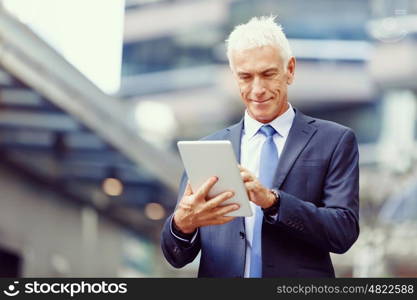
[177,140,252,217]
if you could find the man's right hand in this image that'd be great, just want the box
[173,176,239,234]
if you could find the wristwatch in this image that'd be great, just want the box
[262,189,280,216]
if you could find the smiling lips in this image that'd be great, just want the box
[251,98,272,104]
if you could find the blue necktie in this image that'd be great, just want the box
[249,125,279,278]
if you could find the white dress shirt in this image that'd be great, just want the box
[241,103,295,277]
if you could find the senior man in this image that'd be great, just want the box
[161,16,359,277]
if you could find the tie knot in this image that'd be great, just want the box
[259,125,276,137]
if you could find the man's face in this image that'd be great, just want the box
[230,45,295,123]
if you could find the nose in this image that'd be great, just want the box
[251,77,266,99]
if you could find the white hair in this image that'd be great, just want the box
[225,16,292,67]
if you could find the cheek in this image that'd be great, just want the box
[238,84,251,98]
[271,81,285,95]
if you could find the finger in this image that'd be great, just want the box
[240,171,254,182]
[204,190,235,210]
[244,181,258,192]
[195,176,218,200]
[184,183,193,196]
[201,216,236,227]
[238,166,256,180]
[238,164,252,173]
[212,203,240,217]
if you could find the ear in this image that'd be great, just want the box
[286,56,296,85]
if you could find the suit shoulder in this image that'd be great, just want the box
[199,121,241,140]
[310,116,355,136]
[200,127,229,141]
[306,116,358,152]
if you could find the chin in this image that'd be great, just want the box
[252,113,274,123]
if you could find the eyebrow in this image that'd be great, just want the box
[261,68,279,74]
[237,68,279,76]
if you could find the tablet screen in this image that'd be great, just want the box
[178,141,252,217]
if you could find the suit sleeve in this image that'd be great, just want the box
[271,129,360,254]
[160,172,201,268]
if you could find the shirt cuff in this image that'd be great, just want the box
[264,212,279,224]
[170,215,198,244]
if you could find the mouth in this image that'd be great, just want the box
[251,98,272,104]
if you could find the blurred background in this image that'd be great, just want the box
[0,0,416,277]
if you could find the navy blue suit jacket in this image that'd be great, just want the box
[161,108,359,277]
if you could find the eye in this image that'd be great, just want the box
[239,74,252,80]
[264,72,276,78]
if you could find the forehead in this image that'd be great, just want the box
[231,45,284,72]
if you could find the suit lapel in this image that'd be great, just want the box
[274,109,317,189]
[222,111,317,190]
[224,118,246,266]
[225,119,244,163]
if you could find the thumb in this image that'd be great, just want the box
[184,182,193,196]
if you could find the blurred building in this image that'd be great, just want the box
[0,0,416,277]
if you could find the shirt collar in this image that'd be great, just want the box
[243,103,295,140]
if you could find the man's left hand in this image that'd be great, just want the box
[238,165,277,209]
